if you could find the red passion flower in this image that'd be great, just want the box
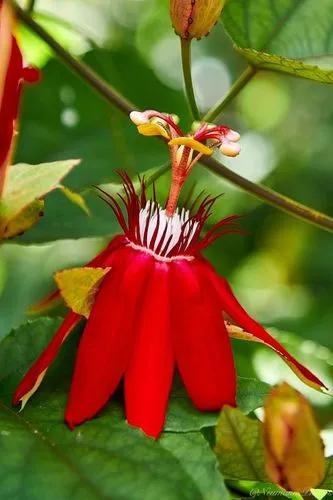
[13,111,327,439]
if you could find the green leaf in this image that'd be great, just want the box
[16,190,119,243]
[1,199,44,239]
[227,480,303,499]
[165,385,218,432]
[1,160,80,221]
[222,0,333,83]
[0,396,203,500]
[320,457,333,490]
[215,407,267,481]
[0,160,80,238]
[160,433,230,500]
[237,377,270,414]
[165,378,269,433]
[0,318,205,500]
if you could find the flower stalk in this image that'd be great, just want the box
[180,38,200,121]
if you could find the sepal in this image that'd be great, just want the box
[55,267,111,318]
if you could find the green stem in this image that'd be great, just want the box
[203,66,256,122]
[180,38,200,121]
[202,155,333,233]
[26,0,36,13]
[12,3,333,234]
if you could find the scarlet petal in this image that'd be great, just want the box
[207,265,327,391]
[125,261,174,439]
[171,260,237,411]
[88,235,127,267]
[13,311,80,406]
[0,37,23,169]
[65,248,153,429]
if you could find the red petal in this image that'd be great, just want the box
[171,260,237,411]
[125,261,174,439]
[13,311,80,407]
[0,36,23,169]
[88,235,127,267]
[65,248,153,428]
[206,262,327,391]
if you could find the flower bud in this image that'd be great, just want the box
[263,383,325,493]
[170,0,226,40]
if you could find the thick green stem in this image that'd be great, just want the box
[12,3,333,234]
[181,38,200,121]
[203,66,256,122]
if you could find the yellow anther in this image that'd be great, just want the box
[168,137,213,156]
[137,123,170,139]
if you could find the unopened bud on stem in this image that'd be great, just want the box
[170,0,225,40]
[263,383,325,493]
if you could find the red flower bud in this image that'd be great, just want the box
[263,383,325,493]
[170,0,225,40]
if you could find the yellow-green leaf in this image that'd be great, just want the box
[59,185,90,215]
[55,266,110,318]
[0,160,80,227]
[1,198,44,239]
[215,406,267,481]
[236,47,333,84]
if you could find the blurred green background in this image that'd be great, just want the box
[0,0,332,436]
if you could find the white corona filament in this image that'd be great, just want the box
[137,201,199,257]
